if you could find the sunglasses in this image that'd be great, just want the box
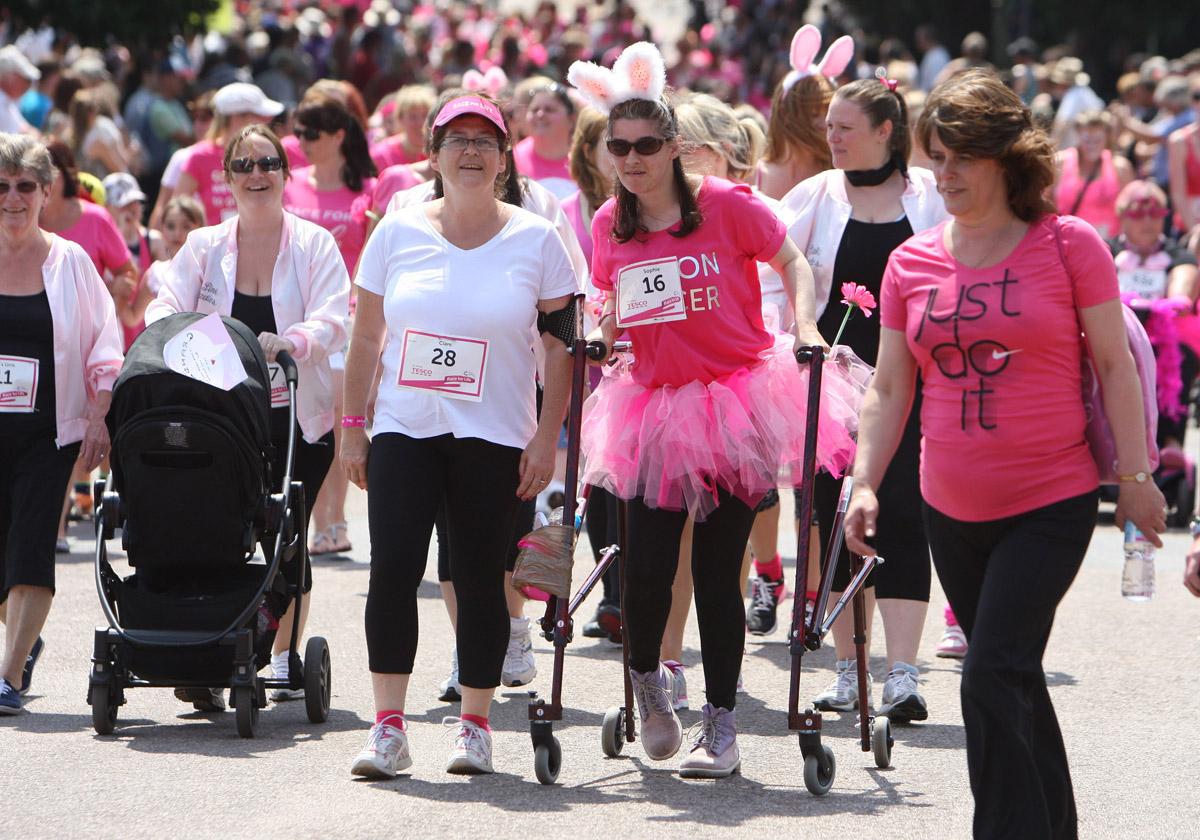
[292,125,324,141]
[0,180,40,195]
[606,136,666,157]
[1192,91,1200,101]
[228,156,284,175]
[1121,206,1169,220]
[190,108,214,121]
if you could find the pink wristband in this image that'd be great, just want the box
[341,415,366,428]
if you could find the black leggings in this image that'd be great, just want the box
[267,425,333,592]
[813,391,930,600]
[923,491,1097,840]
[584,484,621,606]
[365,432,522,687]
[624,487,756,710]
[434,496,534,581]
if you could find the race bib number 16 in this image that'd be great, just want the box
[0,355,38,413]
[616,257,687,327]
[397,330,488,402]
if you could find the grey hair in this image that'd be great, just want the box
[673,92,765,182]
[0,134,54,186]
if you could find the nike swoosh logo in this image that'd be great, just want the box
[991,348,1023,360]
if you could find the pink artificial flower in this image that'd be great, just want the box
[840,282,876,317]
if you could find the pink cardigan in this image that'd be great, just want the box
[42,235,125,446]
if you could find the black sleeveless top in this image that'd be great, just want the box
[816,217,914,366]
[0,291,57,433]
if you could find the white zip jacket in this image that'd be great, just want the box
[146,212,350,442]
[780,167,949,319]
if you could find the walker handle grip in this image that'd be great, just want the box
[274,351,299,385]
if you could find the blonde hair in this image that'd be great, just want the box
[393,84,437,116]
[569,107,611,210]
[674,92,766,182]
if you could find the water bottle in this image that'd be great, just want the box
[1121,521,1155,601]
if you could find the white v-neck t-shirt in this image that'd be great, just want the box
[356,203,580,449]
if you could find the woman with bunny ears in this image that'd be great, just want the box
[570,42,862,779]
[781,74,948,723]
[757,25,854,200]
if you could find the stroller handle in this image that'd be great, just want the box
[274,350,299,385]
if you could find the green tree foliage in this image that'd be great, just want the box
[5,0,220,48]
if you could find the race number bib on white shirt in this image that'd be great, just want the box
[616,257,687,327]
[0,356,38,413]
[267,363,289,408]
[396,329,488,402]
[1118,268,1168,299]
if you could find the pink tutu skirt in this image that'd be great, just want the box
[581,335,869,521]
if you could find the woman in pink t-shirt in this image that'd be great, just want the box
[844,72,1165,839]
[283,92,377,557]
[369,85,435,171]
[512,83,577,200]
[1053,110,1132,240]
[571,43,856,780]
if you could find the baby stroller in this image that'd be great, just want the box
[88,313,331,738]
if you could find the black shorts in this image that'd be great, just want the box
[0,428,80,599]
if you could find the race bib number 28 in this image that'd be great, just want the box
[397,330,488,402]
[616,257,687,327]
[0,355,38,413]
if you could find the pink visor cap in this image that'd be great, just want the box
[433,96,508,136]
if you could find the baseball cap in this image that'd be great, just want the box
[432,95,507,136]
[213,82,285,118]
[0,46,40,81]
[102,173,147,209]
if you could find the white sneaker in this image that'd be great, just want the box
[444,717,494,774]
[878,662,928,722]
[735,669,746,695]
[438,650,462,702]
[663,660,689,710]
[269,651,304,701]
[350,719,412,778]
[501,617,537,687]
[813,659,872,711]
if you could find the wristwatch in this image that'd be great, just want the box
[1117,471,1150,484]
[1189,516,1200,538]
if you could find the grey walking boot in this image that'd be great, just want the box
[679,703,740,778]
[630,663,683,760]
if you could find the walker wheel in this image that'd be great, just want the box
[803,744,836,795]
[871,715,894,769]
[534,737,562,785]
[234,685,258,738]
[601,706,625,757]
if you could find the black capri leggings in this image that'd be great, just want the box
[923,490,1097,840]
[365,432,522,687]
[624,486,755,710]
[812,389,930,601]
[0,430,79,600]
[267,424,334,592]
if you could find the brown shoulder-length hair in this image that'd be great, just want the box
[223,124,291,181]
[764,73,833,171]
[607,96,702,244]
[917,69,1056,222]
[569,107,611,211]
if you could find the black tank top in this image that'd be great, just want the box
[0,291,57,433]
[816,217,914,366]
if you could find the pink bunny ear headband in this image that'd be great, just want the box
[782,24,855,92]
[567,41,667,115]
[463,66,510,98]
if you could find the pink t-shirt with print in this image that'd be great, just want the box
[513,136,575,199]
[591,176,785,388]
[283,168,376,273]
[880,214,1120,521]
[181,139,236,225]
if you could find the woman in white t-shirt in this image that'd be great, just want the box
[342,95,578,778]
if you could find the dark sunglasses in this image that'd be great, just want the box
[292,125,324,141]
[0,180,40,195]
[606,136,666,157]
[1192,91,1200,101]
[190,108,214,121]
[228,156,284,174]
[1121,207,1169,220]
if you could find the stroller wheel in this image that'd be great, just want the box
[234,685,258,738]
[871,715,894,769]
[534,737,562,785]
[304,636,331,724]
[600,706,625,757]
[803,744,836,796]
[90,680,117,735]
